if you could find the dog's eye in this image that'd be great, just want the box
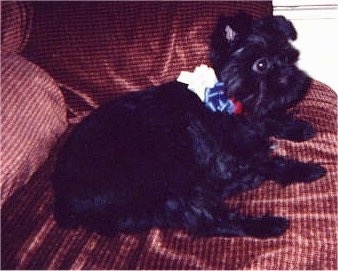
[252,58,270,73]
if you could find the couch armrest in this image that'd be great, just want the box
[1,51,68,204]
[1,1,33,53]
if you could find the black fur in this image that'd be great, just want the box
[52,13,327,238]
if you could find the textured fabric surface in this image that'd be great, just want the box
[23,1,272,122]
[1,51,68,204]
[2,80,337,270]
[2,1,337,270]
[1,1,33,53]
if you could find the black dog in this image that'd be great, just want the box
[52,13,326,238]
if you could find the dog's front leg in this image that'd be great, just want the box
[263,156,327,185]
[266,114,316,142]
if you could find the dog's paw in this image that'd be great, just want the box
[275,119,316,142]
[242,215,289,239]
[293,120,316,141]
[267,157,327,185]
[282,161,327,184]
[300,163,327,183]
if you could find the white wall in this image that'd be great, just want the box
[273,0,338,93]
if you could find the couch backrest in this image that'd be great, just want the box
[8,1,272,118]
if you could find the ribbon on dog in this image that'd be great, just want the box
[177,65,242,115]
[205,82,242,115]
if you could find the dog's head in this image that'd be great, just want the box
[210,12,311,117]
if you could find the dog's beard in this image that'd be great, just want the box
[223,65,310,118]
[245,80,266,116]
[224,75,270,117]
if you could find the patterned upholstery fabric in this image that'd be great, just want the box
[1,51,68,204]
[23,1,272,122]
[1,1,337,269]
[1,1,33,53]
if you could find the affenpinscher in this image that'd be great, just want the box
[52,12,326,238]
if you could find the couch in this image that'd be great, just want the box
[1,1,337,269]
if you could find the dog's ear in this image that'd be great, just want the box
[254,15,297,41]
[274,16,297,40]
[210,11,253,78]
